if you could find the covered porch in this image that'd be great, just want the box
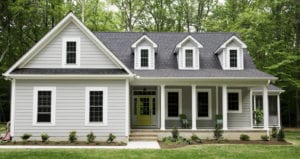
[129,79,283,132]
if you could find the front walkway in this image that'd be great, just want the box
[0,141,160,149]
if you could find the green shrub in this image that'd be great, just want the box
[277,128,285,141]
[240,134,250,141]
[107,133,116,143]
[254,109,263,124]
[191,134,201,143]
[261,135,270,141]
[271,127,278,138]
[21,133,32,142]
[213,123,223,142]
[68,131,77,143]
[86,132,96,143]
[171,127,179,139]
[41,133,49,142]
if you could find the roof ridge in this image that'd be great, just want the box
[93,31,237,34]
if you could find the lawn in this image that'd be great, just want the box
[0,130,299,159]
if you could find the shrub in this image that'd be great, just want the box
[240,134,250,141]
[277,128,285,141]
[69,131,77,143]
[41,133,49,142]
[171,127,179,139]
[271,127,278,138]
[261,135,270,141]
[213,123,223,142]
[21,133,32,142]
[107,133,116,143]
[191,134,201,143]
[254,109,263,124]
[86,132,96,143]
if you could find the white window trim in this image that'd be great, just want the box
[197,89,212,120]
[62,37,80,67]
[165,89,182,120]
[135,46,154,70]
[227,89,242,113]
[33,87,56,126]
[226,47,243,70]
[85,87,108,126]
[181,47,198,70]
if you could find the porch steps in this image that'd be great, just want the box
[129,131,158,141]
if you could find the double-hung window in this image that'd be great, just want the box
[33,87,56,126]
[166,89,182,119]
[197,89,211,119]
[229,49,238,68]
[140,49,149,67]
[62,38,80,67]
[85,87,107,126]
[228,89,242,113]
[185,49,194,68]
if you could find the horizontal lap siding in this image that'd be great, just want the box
[24,23,118,68]
[227,88,251,128]
[14,80,126,138]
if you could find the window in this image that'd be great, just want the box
[228,89,242,113]
[197,89,211,119]
[229,49,237,68]
[269,96,278,116]
[185,49,193,67]
[166,89,182,118]
[33,87,56,126]
[85,87,107,126]
[140,49,149,67]
[66,41,76,64]
[62,37,80,67]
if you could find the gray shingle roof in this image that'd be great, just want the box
[253,84,284,92]
[94,32,275,78]
[12,68,127,74]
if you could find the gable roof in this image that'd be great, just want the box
[3,12,133,77]
[176,35,203,48]
[94,32,276,80]
[131,35,158,48]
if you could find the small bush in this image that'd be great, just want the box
[213,123,223,142]
[261,135,270,141]
[240,134,250,141]
[41,133,49,142]
[171,127,179,139]
[86,132,96,143]
[21,133,32,141]
[107,133,116,143]
[277,128,285,141]
[191,134,201,143]
[271,127,278,138]
[68,131,77,143]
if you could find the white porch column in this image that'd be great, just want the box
[160,84,165,130]
[277,94,281,127]
[263,86,269,134]
[191,85,197,130]
[222,85,228,130]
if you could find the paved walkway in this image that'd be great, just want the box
[0,141,160,149]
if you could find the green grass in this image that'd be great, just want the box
[0,130,299,159]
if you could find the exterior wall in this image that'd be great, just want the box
[14,79,127,142]
[24,22,118,69]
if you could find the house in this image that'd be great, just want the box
[3,13,284,142]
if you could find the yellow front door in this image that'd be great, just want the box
[137,96,152,125]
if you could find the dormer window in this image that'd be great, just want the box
[62,37,80,67]
[140,49,149,67]
[229,49,238,68]
[185,49,194,68]
[132,35,157,70]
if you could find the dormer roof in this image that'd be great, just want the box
[215,35,247,54]
[176,35,203,48]
[131,35,158,48]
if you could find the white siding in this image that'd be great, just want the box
[14,79,126,140]
[24,23,118,69]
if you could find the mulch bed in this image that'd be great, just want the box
[159,139,291,149]
[0,141,126,146]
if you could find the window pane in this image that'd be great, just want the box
[229,50,237,68]
[140,98,150,115]
[37,91,51,122]
[228,93,239,111]
[66,41,76,64]
[185,49,193,67]
[269,96,278,115]
[141,49,149,67]
[198,92,209,117]
[168,92,179,117]
[152,98,156,115]
[255,95,263,110]
[89,91,103,122]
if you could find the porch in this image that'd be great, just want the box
[130,82,283,132]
